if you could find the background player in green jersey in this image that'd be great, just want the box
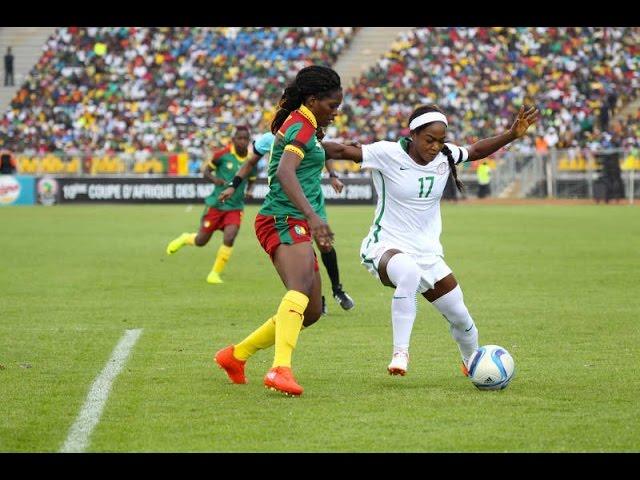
[166,125,257,284]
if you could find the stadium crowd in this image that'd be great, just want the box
[0,27,638,176]
[0,27,355,158]
[333,27,640,156]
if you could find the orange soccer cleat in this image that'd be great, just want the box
[214,345,247,384]
[263,366,304,396]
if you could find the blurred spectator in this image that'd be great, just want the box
[0,149,15,174]
[476,161,491,198]
[607,89,618,117]
[188,155,201,174]
[598,103,609,131]
[4,47,14,86]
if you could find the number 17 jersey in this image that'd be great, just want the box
[360,138,468,258]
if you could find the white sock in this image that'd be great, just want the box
[431,285,478,364]
[386,253,421,354]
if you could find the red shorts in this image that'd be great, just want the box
[200,207,243,234]
[254,213,318,271]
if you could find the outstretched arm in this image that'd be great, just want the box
[322,141,363,163]
[235,152,261,181]
[466,105,539,162]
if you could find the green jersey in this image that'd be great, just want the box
[258,105,326,219]
[205,144,256,210]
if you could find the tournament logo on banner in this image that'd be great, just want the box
[37,177,59,206]
[0,176,21,205]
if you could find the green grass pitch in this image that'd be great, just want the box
[1,203,638,452]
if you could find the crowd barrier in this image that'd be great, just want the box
[0,176,375,206]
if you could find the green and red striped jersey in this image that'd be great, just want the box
[258,105,326,219]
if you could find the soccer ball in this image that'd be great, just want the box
[467,345,515,390]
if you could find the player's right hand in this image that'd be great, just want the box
[308,214,334,249]
[218,187,235,202]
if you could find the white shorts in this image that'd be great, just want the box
[360,238,452,293]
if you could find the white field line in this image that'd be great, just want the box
[59,328,143,453]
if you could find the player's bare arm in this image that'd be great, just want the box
[466,105,539,162]
[218,152,261,202]
[322,141,363,163]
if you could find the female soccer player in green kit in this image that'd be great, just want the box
[215,65,342,396]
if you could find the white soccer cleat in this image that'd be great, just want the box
[387,351,409,376]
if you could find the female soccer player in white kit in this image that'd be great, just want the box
[323,104,538,376]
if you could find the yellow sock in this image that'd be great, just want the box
[184,233,196,246]
[273,290,309,368]
[234,317,276,361]
[213,245,233,274]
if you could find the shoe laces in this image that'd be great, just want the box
[392,351,409,360]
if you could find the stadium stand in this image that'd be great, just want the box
[0,27,355,174]
[1,27,638,182]
[334,27,639,166]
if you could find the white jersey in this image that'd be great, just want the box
[361,139,468,258]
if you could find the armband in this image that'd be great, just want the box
[229,176,243,189]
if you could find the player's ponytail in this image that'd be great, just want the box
[271,84,303,134]
[442,144,464,192]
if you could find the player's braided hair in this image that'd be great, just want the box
[271,65,342,134]
[409,105,464,192]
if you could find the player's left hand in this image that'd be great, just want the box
[510,105,539,138]
[330,176,344,194]
[309,213,334,249]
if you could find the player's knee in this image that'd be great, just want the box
[302,307,321,327]
[287,279,314,297]
[436,296,472,327]
[223,230,238,246]
[394,262,421,292]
